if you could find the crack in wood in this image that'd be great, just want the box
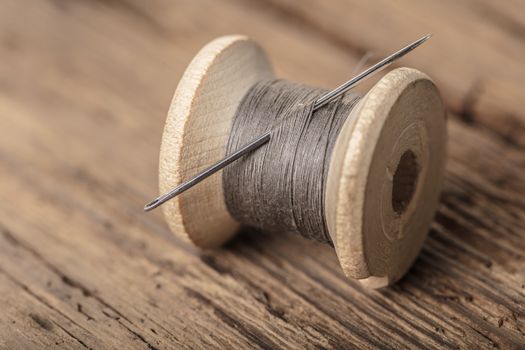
[184,287,280,350]
[54,323,93,350]
[29,313,54,331]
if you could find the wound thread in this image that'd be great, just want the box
[223,80,361,244]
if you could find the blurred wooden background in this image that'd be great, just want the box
[1,0,524,348]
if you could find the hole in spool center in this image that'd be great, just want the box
[392,150,419,215]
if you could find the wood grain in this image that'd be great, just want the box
[0,0,524,349]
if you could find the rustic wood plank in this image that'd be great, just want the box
[0,0,524,348]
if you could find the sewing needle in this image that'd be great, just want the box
[144,34,431,212]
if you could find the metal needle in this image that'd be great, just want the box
[144,34,431,212]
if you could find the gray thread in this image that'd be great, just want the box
[224,80,361,244]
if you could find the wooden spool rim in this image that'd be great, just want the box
[159,35,273,248]
[159,36,446,288]
[326,68,446,287]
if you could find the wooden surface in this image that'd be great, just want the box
[1,0,524,349]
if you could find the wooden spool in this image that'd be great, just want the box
[159,35,447,288]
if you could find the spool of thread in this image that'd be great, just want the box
[158,35,447,288]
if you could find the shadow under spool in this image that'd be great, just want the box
[158,35,447,288]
